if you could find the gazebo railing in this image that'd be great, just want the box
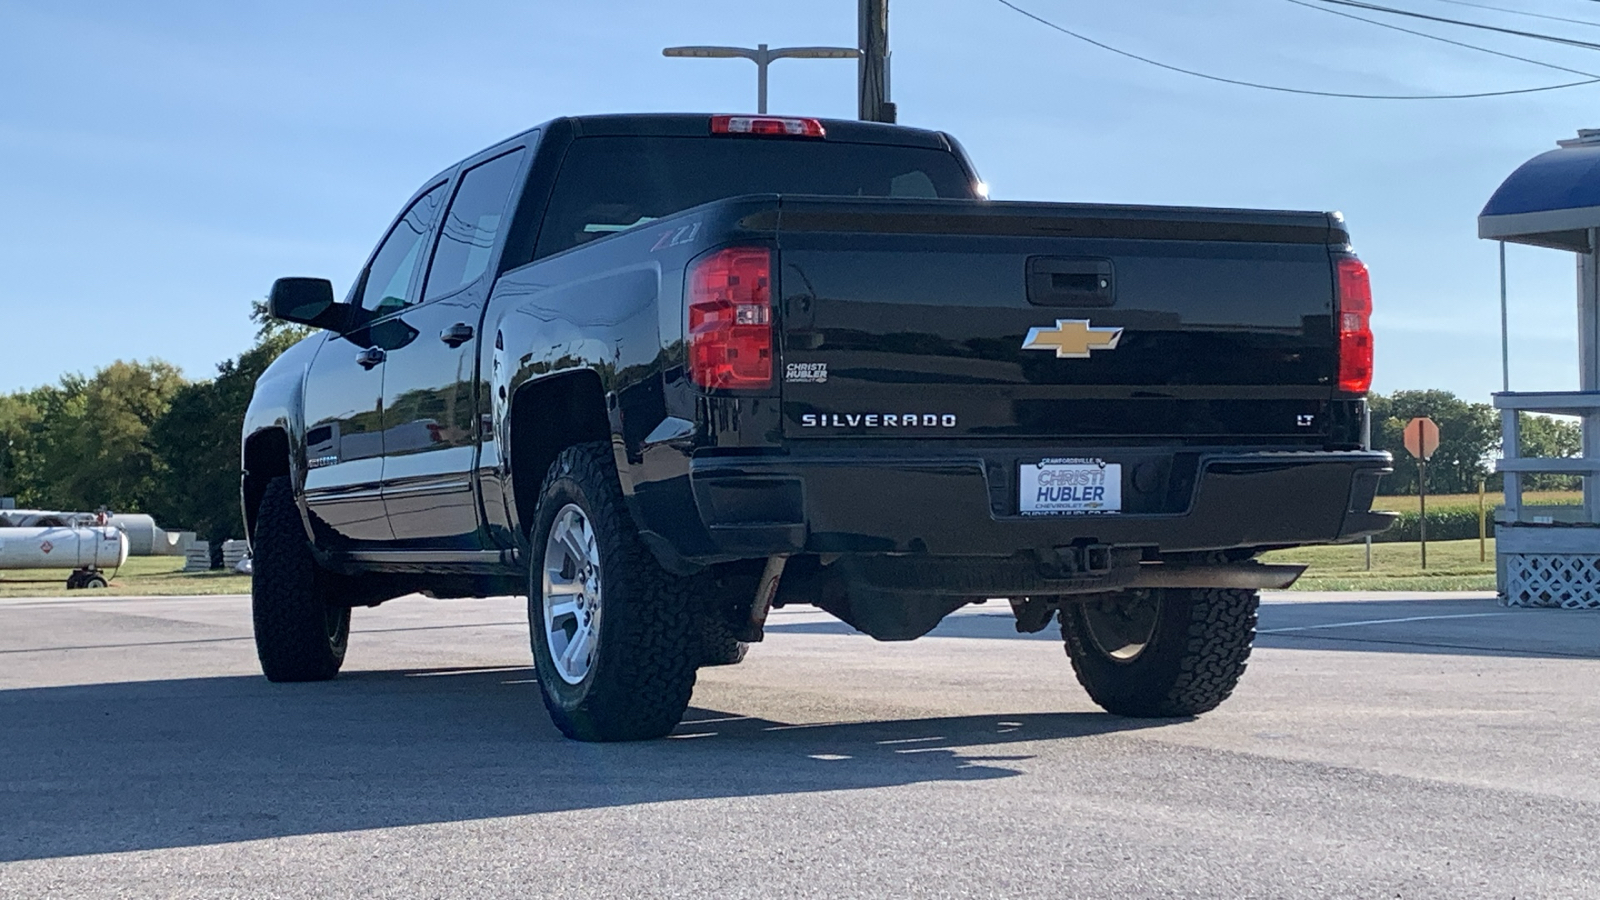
[1493,390,1600,524]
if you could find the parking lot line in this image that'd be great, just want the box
[1258,612,1514,634]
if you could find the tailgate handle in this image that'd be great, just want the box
[1027,257,1114,307]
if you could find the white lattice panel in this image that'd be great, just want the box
[1501,553,1600,609]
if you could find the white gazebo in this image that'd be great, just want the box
[1479,129,1600,608]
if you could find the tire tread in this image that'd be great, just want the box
[1062,588,1257,717]
[251,476,347,682]
[530,442,697,741]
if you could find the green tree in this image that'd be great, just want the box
[69,360,186,510]
[250,299,312,344]
[1369,390,1499,495]
[147,307,311,544]
[1,381,84,508]
[3,303,310,526]
[1517,412,1583,491]
[0,392,40,503]
[0,362,183,511]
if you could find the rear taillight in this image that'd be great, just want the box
[710,115,825,138]
[688,247,774,391]
[1336,256,1374,395]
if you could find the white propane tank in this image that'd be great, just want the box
[0,526,130,570]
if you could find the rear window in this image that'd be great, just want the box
[534,135,976,258]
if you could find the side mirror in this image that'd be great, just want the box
[268,277,352,331]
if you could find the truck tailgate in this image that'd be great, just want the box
[772,197,1348,442]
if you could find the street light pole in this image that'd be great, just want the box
[756,44,769,114]
[663,44,860,115]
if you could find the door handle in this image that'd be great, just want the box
[440,323,475,347]
[355,347,386,369]
[1026,257,1115,307]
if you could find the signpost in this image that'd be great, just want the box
[1478,479,1488,563]
[1402,416,1441,568]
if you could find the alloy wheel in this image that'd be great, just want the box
[1082,590,1161,662]
[542,503,604,685]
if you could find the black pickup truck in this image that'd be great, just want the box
[244,113,1393,741]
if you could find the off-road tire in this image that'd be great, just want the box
[694,562,762,667]
[1061,587,1258,718]
[251,476,350,682]
[697,616,749,667]
[528,442,697,741]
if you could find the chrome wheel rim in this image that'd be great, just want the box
[542,503,603,685]
[1083,591,1160,662]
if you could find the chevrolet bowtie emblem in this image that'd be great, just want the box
[1021,319,1124,358]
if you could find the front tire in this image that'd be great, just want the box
[528,443,697,742]
[251,476,350,682]
[1061,588,1258,717]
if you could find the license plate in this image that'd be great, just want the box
[1019,458,1122,515]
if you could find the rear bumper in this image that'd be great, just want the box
[684,448,1394,559]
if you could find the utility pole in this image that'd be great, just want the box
[858,0,894,122]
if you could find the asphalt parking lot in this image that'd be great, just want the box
[2,590,1598,899]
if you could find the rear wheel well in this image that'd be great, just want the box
[509,370,612,538]
[243,428,292,543]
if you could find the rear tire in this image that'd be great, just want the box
[527,442,698,742]
[251,476,349,682]
[697,616,749,667]
[693,563,761,667]
[1061,587,1257,717]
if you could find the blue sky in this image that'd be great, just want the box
[2,0,1597,401]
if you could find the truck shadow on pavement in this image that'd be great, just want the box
[0,667,1166,862]
[765,598,1600,660]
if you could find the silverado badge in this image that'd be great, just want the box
[1021,319,1123,358]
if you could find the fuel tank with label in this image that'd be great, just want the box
[0,526,130,570]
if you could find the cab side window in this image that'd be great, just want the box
[359,184,447,315]
[423,149,527,302]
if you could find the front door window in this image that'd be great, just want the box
[360,184,447,316]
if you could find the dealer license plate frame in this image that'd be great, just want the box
[1019,458,1123,516]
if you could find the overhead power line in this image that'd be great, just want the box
[1418,0,1600,29]
[1309,0,1600,52]
[1282,0,1600,78]
[995,0,1600,99]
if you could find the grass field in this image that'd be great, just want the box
[0,556,252,598]
[1261,538,1496,592]
[3,544,1497,597]
[1372,490,1580,514]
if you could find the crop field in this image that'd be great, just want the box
[1371,490,1580,515]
